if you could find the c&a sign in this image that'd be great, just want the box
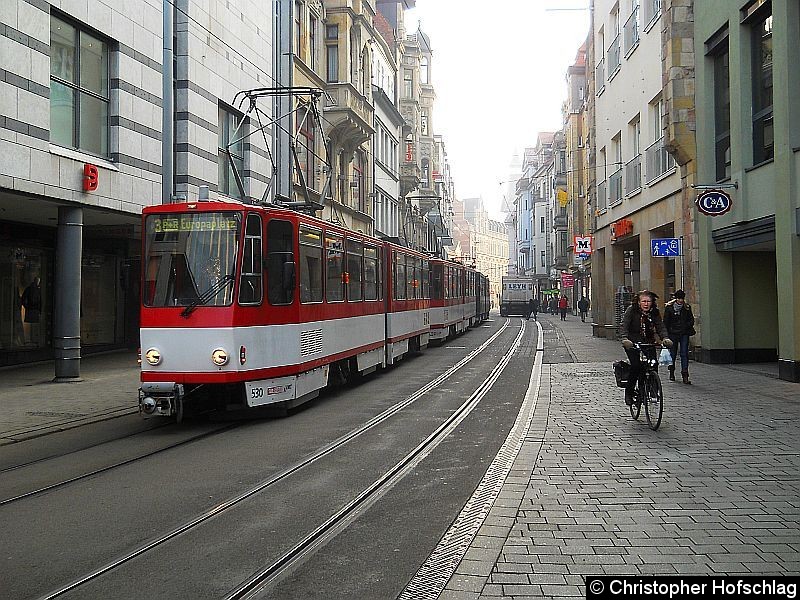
[611,218,633,242]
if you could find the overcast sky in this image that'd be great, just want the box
[403,1,590,219]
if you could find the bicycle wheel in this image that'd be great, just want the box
[629,382,641,420]
[644,371,664,430]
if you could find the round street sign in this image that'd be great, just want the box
[695,190,733,216]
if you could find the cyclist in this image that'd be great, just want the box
[619,290,672,405]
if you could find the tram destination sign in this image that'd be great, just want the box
[695,189,733,216]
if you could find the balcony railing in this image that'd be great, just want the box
[597,180,607,212]
[624,7,640,55]
[607,33,621,75]
[595,58,605,94]
[609,167,623,205]
[645,137,676,183]
[625,154,642,194]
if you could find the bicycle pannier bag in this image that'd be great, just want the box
[613,360,630,388]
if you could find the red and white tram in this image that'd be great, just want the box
[139,199,485,418]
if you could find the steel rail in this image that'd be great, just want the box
[226,320,527,599]
[36,319,513,600]
[1,423,240,506]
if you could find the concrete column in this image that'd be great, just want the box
[53,206,83,381]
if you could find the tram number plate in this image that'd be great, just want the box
[246,377,295,406]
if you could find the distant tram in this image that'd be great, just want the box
[139,198,490,419]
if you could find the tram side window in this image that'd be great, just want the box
[394,252,406,300]
[408,256,419,299]
[346,239,363,301]
[239,214,263,305]
[266,219,295,305]
[299,226,323,303]
[421,260,429,299]
[326,234,345,302]
[431,263,442,300]
[364,245,379,301]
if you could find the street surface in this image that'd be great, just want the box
[0,313,798,600]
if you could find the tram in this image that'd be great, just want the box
[138,198,490,419]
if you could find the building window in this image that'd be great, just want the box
[50,15,109,156]
[218,104,245,199]
[541,250,546,268]
[296,104,316,190]
[421,111,428,136]
[326,45,338,82]
[403,70,413,98]
[354,150,366,212]
[326,24,338,39]
[709,32,731,180]
[309,14,317,69]
[295,1,302,57]
[541,216,545,233]
[421,56,429,84]
[751,9,773,164]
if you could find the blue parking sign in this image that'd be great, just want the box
[651,238,682,257]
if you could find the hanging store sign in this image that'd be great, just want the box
[405,142,414,162]
[695,190,732,216]
[561,273,575,288]
[574,236,593,258]
[610,218,633,241]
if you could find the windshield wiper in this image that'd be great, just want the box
[180,275,235,318]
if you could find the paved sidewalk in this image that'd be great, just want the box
[0,351,140,445]
[442,313,800,599]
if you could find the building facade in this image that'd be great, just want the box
[694,0,800,381]
[591,0,684,337]
[0,0,273,368]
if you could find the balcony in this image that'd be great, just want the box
[607,34,621,77]
[595,58,605,95]
[325,82,374,148]
[609,167,623,205]
[624,7,640,55]
[625,154,642,195]
[553,211,568,229]
[645,137,676,183]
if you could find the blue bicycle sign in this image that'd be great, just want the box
[651,238,682,257]
[695,190,733,216]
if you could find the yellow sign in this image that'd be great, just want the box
[557,189,569,207]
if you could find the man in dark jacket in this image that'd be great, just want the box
[577,297,589,322]
[663,289,695,384]
[619,290,672,405]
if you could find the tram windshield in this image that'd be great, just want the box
[143,212,242,307]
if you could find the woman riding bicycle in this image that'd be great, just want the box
[619,290,672,406]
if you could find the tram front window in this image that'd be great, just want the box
[143,212,241,307]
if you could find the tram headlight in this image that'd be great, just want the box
[144,348,162,366]
[211,348,229,366]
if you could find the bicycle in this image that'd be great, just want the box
[627,342,664,431]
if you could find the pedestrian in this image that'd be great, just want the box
[577,296,589,322]
[531,297,539,320]
[619,290,673,405]
[558,295,569,321]
[663,289,695,384]
[549,297,557,315]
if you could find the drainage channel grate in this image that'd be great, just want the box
[398,361,544,600]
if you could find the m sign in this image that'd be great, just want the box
[574,236,593,255]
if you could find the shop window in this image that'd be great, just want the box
[50,14,109,156]
[0,248,49,349]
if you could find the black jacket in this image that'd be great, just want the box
[663,300,695,336]
[619,305,669,343]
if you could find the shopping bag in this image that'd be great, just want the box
[658,348,672,365]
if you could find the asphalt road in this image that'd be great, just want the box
[0,316,539,600]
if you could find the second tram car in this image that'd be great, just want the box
[139,199,489,418]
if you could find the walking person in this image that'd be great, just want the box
[619,290,672,405]
[531,297,539,321]
[558,295,569,321]
[663,289,695,384]
[577,296,589,322]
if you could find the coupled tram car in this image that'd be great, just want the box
[138,198,490,419]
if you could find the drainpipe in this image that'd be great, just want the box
[162,0,174,203]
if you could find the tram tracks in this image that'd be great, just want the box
[36,318,521,600]
[0,422,240,506]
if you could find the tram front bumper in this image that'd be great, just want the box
[139,382,184,418]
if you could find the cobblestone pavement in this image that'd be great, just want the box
[441,314,800,599]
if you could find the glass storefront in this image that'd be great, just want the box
[81,253,119,346]
[0,246,51,351]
